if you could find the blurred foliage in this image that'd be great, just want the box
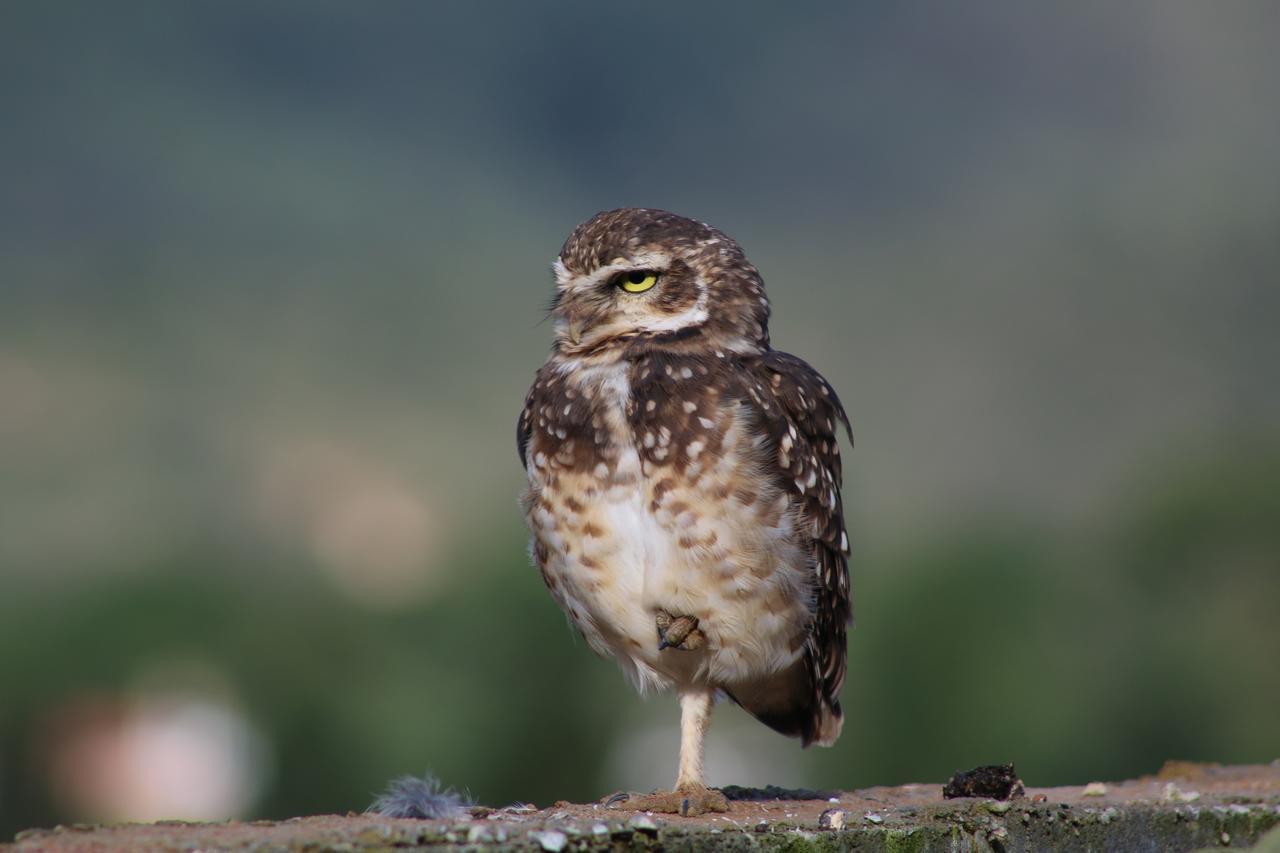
[813,440,1280,792]
[2,0,1278,839]
[3,443,1277,836]
[0,531,630,830]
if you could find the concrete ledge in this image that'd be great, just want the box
[10,761,1280,851]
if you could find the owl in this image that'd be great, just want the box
[517,208,852,816]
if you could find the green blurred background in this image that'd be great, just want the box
[2,0,1278,837]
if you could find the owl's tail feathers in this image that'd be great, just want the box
[809,701,844,747]
[724,659,844,748]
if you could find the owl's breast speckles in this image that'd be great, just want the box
[627,355,729,475]
[520,363,630,485]
[519,352,816,691]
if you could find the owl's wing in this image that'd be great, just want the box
[734,349,853,745]
[516,366,549,470]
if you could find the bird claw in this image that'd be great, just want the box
[602,791,631,808]
[655,610,705,651]
[616,786,729,816]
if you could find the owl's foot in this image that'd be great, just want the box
[608,784,729,817]
[655,610,705,651]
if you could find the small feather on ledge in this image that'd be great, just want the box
[368,773,471,820]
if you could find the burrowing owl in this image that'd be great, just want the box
[517,208,852,815]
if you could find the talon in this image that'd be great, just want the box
[603,791,630,808]
[620,787,728,816]
[655,611,704,651]
[664,616,697,646]
[679,627,705,650]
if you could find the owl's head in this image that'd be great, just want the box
[549,208,771,358]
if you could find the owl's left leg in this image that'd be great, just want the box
[609,687,729,816]
[672,687,729,813]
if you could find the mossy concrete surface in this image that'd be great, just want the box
[8,761,1279,852]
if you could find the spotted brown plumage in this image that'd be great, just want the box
[734,350,853,745]
[517,208,853,814]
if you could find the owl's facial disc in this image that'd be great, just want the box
[551,250,709,353]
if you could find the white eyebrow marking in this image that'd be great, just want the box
[552,250,711,336]
[632,279,708,334]
[552,257,571,286]
[555,251,674,293]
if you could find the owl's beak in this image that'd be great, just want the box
[554,314,584,347]
[553,286,605,350]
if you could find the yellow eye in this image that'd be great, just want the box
[619,270,659,293]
